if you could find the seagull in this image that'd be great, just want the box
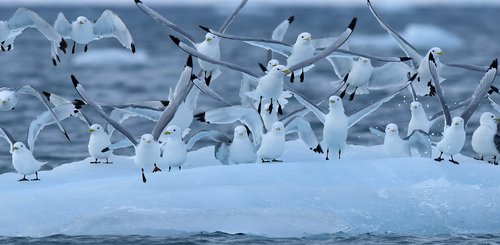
[408,101,430,136]
[135,0,248,85]
[471,112,500,164]
[54,10,135,54]
[71,57,195,183]
[0,127,47,181]
[367,0,446,97]
[0,86,70,142]
[370,123,431,158]
[434,116,465,164]
[0,8,68,66]
[88,124,112,164]
[257,122,285,163]
[159,125,187,171]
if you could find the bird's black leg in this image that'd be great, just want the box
[205,71,212,86]
[141,168,147,183]
[449,155,459,164]
[300,69,305,83]
[72,41,76,54]
[268,98,273,114]
[168,166,172,172]
[178,166,181,170]
[31,172,40,181]
[257,96,262,114]
[261,159,270,163]
[278,103,283,115]
[104,158,113,164]
[349,87,357,101]
[489,156,498,165]
[90,158,100,164]
[272,159,283,163]
[340,84,349,98]
[474,155,484,161]
[434,152,444,162]
[18,175,28,181]
[338,149,341,159]
[153,163,161,173]
[6,44,11,51]
[84,44,88,53]
[326,148,330,160]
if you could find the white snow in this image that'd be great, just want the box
[0,141,499,238]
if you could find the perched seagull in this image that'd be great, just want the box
[471,112,500,164]
[71,57,194,183]
[226,126,257,164]
[135,0,248,85]
[0,127,47,181]
[159,125,187,171]
[434,116,465,164]
[408,101,430,136]
[257,122,285,163]
[0,8,67,65]
[0,86,70,141]
[370,123,431,158]
[88,124,112,164]
[367,0,446,97]
[54,10,135,54]
[170,17,357,113]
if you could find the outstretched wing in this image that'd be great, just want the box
[289,91,326,124]
[94,10,135,53]
[348,89,401,128]
[0,126,15,153]
[429,53,452,127]
[108,107,161,136]
[218,0,247,33]
[192,78,233,106]
[53,12,71,39]
[285,117,323,154]
[404,129,432,158]
[369,127,385,138]
[17,85,70,141]
[185,130,231,151]
[368,62,414,90]
[272,15,294,41]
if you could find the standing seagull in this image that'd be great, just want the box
[434,117,466,164]
[472,112,500,164]
[135,0,248,85]
[407,101,430,136]
[0,8,67,65]
[257,122,285,163]
[159,125,187,171]
[0,127,47,181]
[71,57,195,183]
[54,10,135,54]
[88,124,112,164]
[369,123,431,158]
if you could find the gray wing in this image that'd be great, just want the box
[170,36,262,78]
[27,103,81,151]
[461,59,498,125]
[94,10,135,52]
[200,26,293,57]
[240,74,256,107]
[71,75,138,146]
[218,0,247,33]
[152,56,195,141]
[185,130,231,151]
[368,62,414,90]
[104,138,136,151]
[367,0,421,66]
[135,0,196,45]
[326,50,353,80]
[334,49,412,63]
[109,100,170,110]
[445,62,500,77]
[199,105,263,145]
[348,87,403,128]
[53,12,71,39]
[215,143,230,165]
[429,97,470,126]
[192,78,233,106]
[41,90,74,106]
[108,107,161,135]
[17,85,70,141]
[429,53,452,127]
[369,127,385,138]
[290,91,326,124]
[285,117,322,153]
[488,95,500,113]
[0,126,15,152]
[272,16,294,41]
[286,17,357,73]
[404,129,432,158]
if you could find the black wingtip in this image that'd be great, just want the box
[52,58,57,66]
[186,55,193,68]
[287,15,295,24]
[199,25,210,33]
[313,144,323,154]
[63,132,71,142]
[42,91,51,100]
[190,74,198,81]
[400,57,412,62]
[160,100,170,107]
[134,0,142,3]
[195,112,206,123]
[348,17,357,31]
[73,99,86,109]
[71,74,79,87]
[102,147,110,153]
[169,35,180,45]
[490,59,498,69]
[258,63,268,73]
[60,38,67,49]
[131,43,136,53]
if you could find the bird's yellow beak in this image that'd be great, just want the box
[164,131,171,135]
[78,21,84,25]
[329,100,335,104]
[0,100,6,104]
[305,37,312,41]
[206,38,212,42]
[12,146,18,152]
[88,129,95,133]
[390,129,396,132]
[282,69,291,74]
[146,140,152,143]
[495,118,500,123]
[276,127,281,131]
[436,51,444,55]
[272,64,278,67]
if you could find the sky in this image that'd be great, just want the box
[0,0,498,7]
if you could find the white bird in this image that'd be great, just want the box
[135,0,248,85]
[54,10,135,54]
[435,116,466,164]
[0,86,70,141]
[370,123,432,158]
[0,127,47,181]
[257,122,285,162]
[228,126,257,164]
[0,8,68,65]
[408,101,430,136]
[471,112,500,164]
[159,125,187,171]
[88,124,112,164]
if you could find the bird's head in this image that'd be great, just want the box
[88,124,104,134]
[12,142,26,152]
[385,123,399,134]
[480,112,499,127]
[272,122,284,134]
[430,47,444,56]
[163,125,181,138]
[452,116,464,127]
[234,125,247,138]
[76,16,89,25]
[204,33,219,43]
[141,134,154,144]
[0,90,17,111]
[410,101,423,112]
[297,32,312,43]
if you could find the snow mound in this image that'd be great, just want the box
[0,141,499,238]
[71,49,148,67]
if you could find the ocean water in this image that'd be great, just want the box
[1,232,500,244]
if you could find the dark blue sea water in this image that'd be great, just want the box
[1,232,500,244]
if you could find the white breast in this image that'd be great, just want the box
[134,142,161,169]
[472,126,498,157]
[323,112,348,151]
[88,133,112,159]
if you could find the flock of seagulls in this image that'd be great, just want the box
[0,0,499,183]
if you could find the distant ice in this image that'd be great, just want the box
[71,49,148,67]
[1,141,499,237]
